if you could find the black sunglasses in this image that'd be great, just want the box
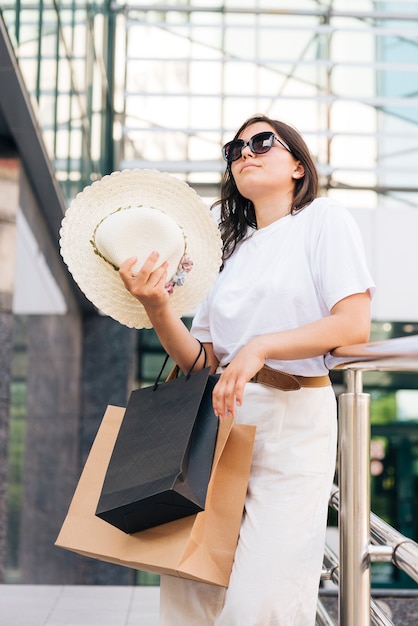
[222,131,292,163]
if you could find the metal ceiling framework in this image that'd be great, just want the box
[1,1,418,207]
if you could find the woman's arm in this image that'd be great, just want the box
[212,291,371,420]
[119,253,219,373]
[120,253,371,421]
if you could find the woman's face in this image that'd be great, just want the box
[230,122,303,203]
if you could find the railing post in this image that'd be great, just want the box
[338,369,371,626]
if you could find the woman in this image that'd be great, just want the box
[120,114,375,625]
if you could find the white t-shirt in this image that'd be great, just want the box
[191,197,375,376]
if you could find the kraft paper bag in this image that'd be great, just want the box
[56,405,256,587]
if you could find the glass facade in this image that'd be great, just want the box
[2,1,418,207]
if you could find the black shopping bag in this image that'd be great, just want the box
[95,366,219,534]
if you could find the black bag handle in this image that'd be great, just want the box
[153,341,207,390]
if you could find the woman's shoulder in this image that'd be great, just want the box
[294,198,362,248]
[301,196,348,213]
[297,196,353,225]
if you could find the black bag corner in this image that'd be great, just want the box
[95,367,219,534]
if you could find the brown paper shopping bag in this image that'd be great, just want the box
[55,405,255,587]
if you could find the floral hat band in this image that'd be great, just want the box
[91,205,193,294]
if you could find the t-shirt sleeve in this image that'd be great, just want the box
[312,203,376,312]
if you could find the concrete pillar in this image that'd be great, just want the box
[19,313,83,583]
[19,312,137,585]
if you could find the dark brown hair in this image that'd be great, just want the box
[213,114,319,263]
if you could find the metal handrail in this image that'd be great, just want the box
[321,542,395,626]
[328,334,418,626]
[370,513,418,583]
[317,597,336,626]
[330,488,418,584]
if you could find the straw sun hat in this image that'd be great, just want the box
[59,169,223,329]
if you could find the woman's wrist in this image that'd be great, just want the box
[144,300,173,325]
[249,335,271,362]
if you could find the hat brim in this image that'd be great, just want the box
[59,169,222,329]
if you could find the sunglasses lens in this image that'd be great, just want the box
[223,140,244,162]
[252,132,274,154]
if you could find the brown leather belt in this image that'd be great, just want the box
[249,365,331,391]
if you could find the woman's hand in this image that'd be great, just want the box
[212,340,266,421]
[119,251,170,314]
[120,252,214,376]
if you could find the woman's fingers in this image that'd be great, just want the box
[119,255,139,286]
[119,251,159,282]
[212,345,265,420]
[119,251,168,304]
[212,370,246,421]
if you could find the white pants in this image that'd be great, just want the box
[160,381,337,626]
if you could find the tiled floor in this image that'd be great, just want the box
[2,584,418,625]
[0,585,160,626]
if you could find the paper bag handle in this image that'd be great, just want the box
[154,341,207,389]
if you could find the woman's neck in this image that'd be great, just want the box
[254,199,292,229]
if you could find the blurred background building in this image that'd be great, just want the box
[0,0,418,589]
